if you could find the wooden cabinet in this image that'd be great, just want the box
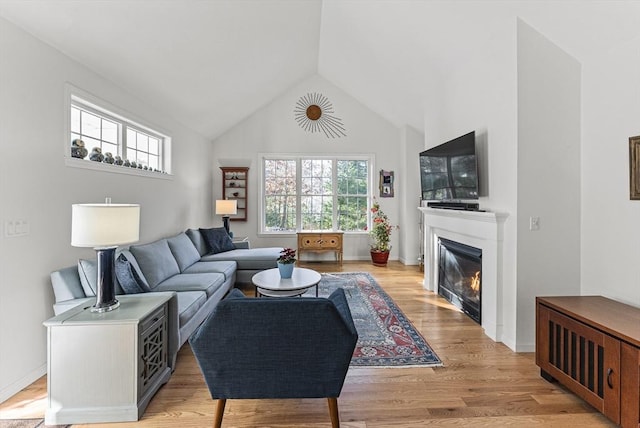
[297,231,343,265]
[220,167,248,221]
[44,293,174,425]
[536,296,640,427]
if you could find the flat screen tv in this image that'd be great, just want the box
[420,131,479,201]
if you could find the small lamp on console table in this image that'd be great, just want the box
[215,199,237,236]
[71,199,140,313]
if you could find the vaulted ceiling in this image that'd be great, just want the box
[1,0,638,140]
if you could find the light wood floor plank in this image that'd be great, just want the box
[0,261,615,427]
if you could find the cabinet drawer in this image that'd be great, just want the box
[299,234,341,249]
[140,306,166,334]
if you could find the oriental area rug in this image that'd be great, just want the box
[313,272,443,368]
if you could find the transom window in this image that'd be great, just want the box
[262,156,372,233]
[69,94,169,173]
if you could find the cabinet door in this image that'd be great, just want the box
[536,304,621,423]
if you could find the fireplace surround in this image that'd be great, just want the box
[419,207,508,342]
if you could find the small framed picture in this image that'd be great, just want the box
[379,170,394,198]
[630,135,640,200]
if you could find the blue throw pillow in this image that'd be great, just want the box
[200,227,235,254]
[115,254,150,294]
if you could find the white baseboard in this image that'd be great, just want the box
[0,363,46,404]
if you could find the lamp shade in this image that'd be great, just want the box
[71,204,140,247]
[215,199,237,216]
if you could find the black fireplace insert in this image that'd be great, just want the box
[438,238,482,324]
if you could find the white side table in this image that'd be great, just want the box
[44,292,175,425]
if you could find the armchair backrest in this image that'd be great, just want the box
[189,288,358,400]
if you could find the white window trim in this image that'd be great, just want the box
[258,153,376,236]
[64,83,173,179]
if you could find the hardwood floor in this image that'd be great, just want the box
[1,261,614,427]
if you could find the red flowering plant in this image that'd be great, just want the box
[369,199,397,252]
[277,248,297,264]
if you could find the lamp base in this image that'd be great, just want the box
[91,246,119,313]
[91,299,120,313]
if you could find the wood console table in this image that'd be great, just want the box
[536,296,640,427]
[297,231,343,265]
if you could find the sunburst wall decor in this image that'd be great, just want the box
[294,92,346,138]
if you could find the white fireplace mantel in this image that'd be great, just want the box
[419,207,509,342]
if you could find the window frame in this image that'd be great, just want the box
[259,153,375,235]
[64,84,172,178]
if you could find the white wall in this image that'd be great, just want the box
[423,17,519,349]
[0,18,213,402]
[581,35,640,305]
[211,74,403,260]
[516,20,582,351]
[399,126,424,265]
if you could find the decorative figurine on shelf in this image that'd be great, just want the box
[103,152,115,164]
[137,163,143,169]
[143,165,148,170]
[123,159,131,167]
[70,139,88,159]
[89,147,104,162]
[130,161,137,168]
[114,155,123,166]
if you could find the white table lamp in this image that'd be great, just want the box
[215,199,237,235]
[71,201,140,312]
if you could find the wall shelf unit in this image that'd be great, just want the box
[220,167,248,222]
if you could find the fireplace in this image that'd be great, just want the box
[438,238,482,324]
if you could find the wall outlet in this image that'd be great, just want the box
[529,216,540,231]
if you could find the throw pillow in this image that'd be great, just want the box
[115,254,151,294]
[199,227,235,254]
[77,259,97,297]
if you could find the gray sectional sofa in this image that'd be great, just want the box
[50,228,283,361]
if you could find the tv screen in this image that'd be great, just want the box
[420,131,478,201]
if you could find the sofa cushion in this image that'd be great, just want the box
[175,291,207,328]
[183,260,237,280]
[200,227,235,254]
[154,273,225,298]
[129,239,180,289]
[118,250,151,290]
[200,247,282,270]
[77,259,97,297]
[167,232,202,272]
[115,254,150,294]
[185,229,208,257]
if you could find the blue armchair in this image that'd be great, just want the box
[189,288,358,428]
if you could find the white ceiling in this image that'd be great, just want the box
[1,0,639,140]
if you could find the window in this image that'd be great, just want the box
[262,156,372,233]
[67,90,170,175]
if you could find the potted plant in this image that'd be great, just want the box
[368,200,397,266]
[277,247,297,278]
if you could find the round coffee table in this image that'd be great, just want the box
[251,267,321,297]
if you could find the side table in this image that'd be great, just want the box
[44,292,176,425]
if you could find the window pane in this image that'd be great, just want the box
[71,107,81,133]
[149,138,159,155]
[338,196,367,231]
[127,129,137,150]
[137,133,149,152]
[149,155,159,170]
[265,195,296,232]
[103,143,117,156]
[81,111,101,139]
[102,118,118,143]
[83,136,101,151]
